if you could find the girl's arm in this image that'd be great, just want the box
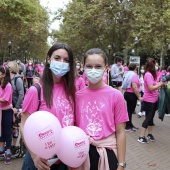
[0,98,6,103]
[148,82,164,91]
[115,123,126,170]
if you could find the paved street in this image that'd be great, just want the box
[0,106,169,170]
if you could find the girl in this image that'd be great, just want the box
[138,59,164,143]
[137,65,145,117]
[0,66,13,164]
[76,48,128,170]
[25,60,35,88]
[20,43,76,170]
[7,61,24,153]
[75,65,86,92]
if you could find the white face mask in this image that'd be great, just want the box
[76,66,80,70]
[155,66,158,71]
[140,69,144,74]
[50,60,70,78]
[85,68,104,84]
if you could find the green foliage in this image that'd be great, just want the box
[0,0,50,63]
[52,0,170,65]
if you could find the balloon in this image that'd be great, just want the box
[56,126,89,168]
[23,111,62,159]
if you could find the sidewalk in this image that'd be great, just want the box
[0,106,169,170]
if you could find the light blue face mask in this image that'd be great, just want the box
[49,60,70,78]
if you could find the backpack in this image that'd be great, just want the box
[33,83,41,111]
[14,76,27,94]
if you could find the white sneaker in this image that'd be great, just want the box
[137,101,140,106]
[165,114,170,117]
[137,112,142,117]
[142,111,145,116]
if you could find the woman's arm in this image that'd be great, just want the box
[148,82,164,91]
[132,82,143,101]
[0,98,6,103]
[115,123,126,170]
[21,112,50,170]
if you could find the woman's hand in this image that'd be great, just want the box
[32,155,50,170]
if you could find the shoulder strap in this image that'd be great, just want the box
[33,83,41,111]
[14,76,20,86]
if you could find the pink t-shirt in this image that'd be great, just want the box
[75,77,86,92]
[102,72,108,84]
[37,65,44,77]
[0,83,13,108]
[143,72,158,103]
[22,81,74,127]
[75,85,129,140]
[126,74,140,93]
[123,66,129,72]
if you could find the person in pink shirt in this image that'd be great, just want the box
[20,43,76,170]
[102,71,108,84]
[76,48,128,170]
[0,66,13,164]
[25,60,35,88]
[37,61,45,77]
[138,59,164,144]
[75,67,86,92]
[123,63,129,72]
[123,63,143,132]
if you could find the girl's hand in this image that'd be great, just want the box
[32,155,50,170]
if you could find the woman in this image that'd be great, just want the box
[110,56,124,92]
[25,60,35,88]
[0,66,13,164]
[137,65,145,117]
[138,59,164,143]
[76,61,83,75]
[20,43,76,170]
[76,48,128,170]
[122,63,142,132]
[75,66,86,92]
[7,61,24,153]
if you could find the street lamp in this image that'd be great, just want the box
[131,49,135,56]
[17,46,20,58]
[108,45,112,64]
[134,37,139,55]
[24,50,27,64]
[8,41,12,59]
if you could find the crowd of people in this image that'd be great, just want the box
[0,42,169,170]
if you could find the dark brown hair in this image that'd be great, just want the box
[0,66,11,89]
[128,63,137,71]
[84,48,108,66]
[41,43,75,108]
[144,60,157,80]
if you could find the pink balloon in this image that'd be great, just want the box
[56,126,89,168]
[23,111,62,159]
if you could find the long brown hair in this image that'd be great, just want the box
[144,59,157,80]
[41,43,75,108]
[0,66,11,89]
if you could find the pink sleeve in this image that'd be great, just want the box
[145,73,154,86]
[22,86,39,114]
[1,83,12,102]
[114,92,129,124]
[79,77,86,90]
[131,74,138,83]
